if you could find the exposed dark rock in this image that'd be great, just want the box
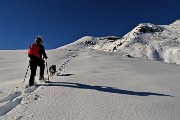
[85,41,96,45]
[138,25,164,33]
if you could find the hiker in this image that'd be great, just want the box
[28,36,48,86]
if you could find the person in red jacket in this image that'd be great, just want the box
[28,36,48,86]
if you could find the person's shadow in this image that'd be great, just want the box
[42,82,173,97]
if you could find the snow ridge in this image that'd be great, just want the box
[171,19,180,25]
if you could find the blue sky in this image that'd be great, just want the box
[0,0,179,50]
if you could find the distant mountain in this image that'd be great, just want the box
[58,20,180,64]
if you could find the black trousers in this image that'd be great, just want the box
[29,59,45,86]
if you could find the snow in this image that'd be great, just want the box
[58,20,180,65]
[1,48,180,120]
[1,20,180,120]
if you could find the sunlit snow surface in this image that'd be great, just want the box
[59,20,180,65]
[1,20,180,120]
[0,49,180,120]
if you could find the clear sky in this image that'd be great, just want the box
[0,0,179,50]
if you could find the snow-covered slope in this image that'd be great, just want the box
[58,36,121,51]
[1,49,180,120]
[58,20,180,65]
[113,20,180,64]
[1,20,180,120]
[59,36,96,51]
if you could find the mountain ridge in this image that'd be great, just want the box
[58,20,180,64]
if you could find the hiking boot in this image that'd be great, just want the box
[39,76,44,80]
[29,79,34,87]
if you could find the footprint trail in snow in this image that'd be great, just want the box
[0,86,39,116]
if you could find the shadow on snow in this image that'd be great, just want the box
[56,74,74,76]
[41,82,173,97]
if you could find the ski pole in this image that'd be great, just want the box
[23,65,30,82]
[45,59,50,81]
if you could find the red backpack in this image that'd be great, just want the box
[28,44,40,58]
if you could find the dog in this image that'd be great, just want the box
[49,65,56,76]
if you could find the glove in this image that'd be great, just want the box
[44,56,48,59]
[29,59,33,63]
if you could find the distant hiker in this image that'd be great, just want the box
[28,36,48,86]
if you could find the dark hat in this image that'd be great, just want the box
[35,36,43,45]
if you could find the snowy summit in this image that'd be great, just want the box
[0,20,180,120]
[59,20,180,65]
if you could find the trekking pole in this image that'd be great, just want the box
[23,65,30,82]
[45,59,50,81]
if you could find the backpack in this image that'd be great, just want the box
[28,44,40,58]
